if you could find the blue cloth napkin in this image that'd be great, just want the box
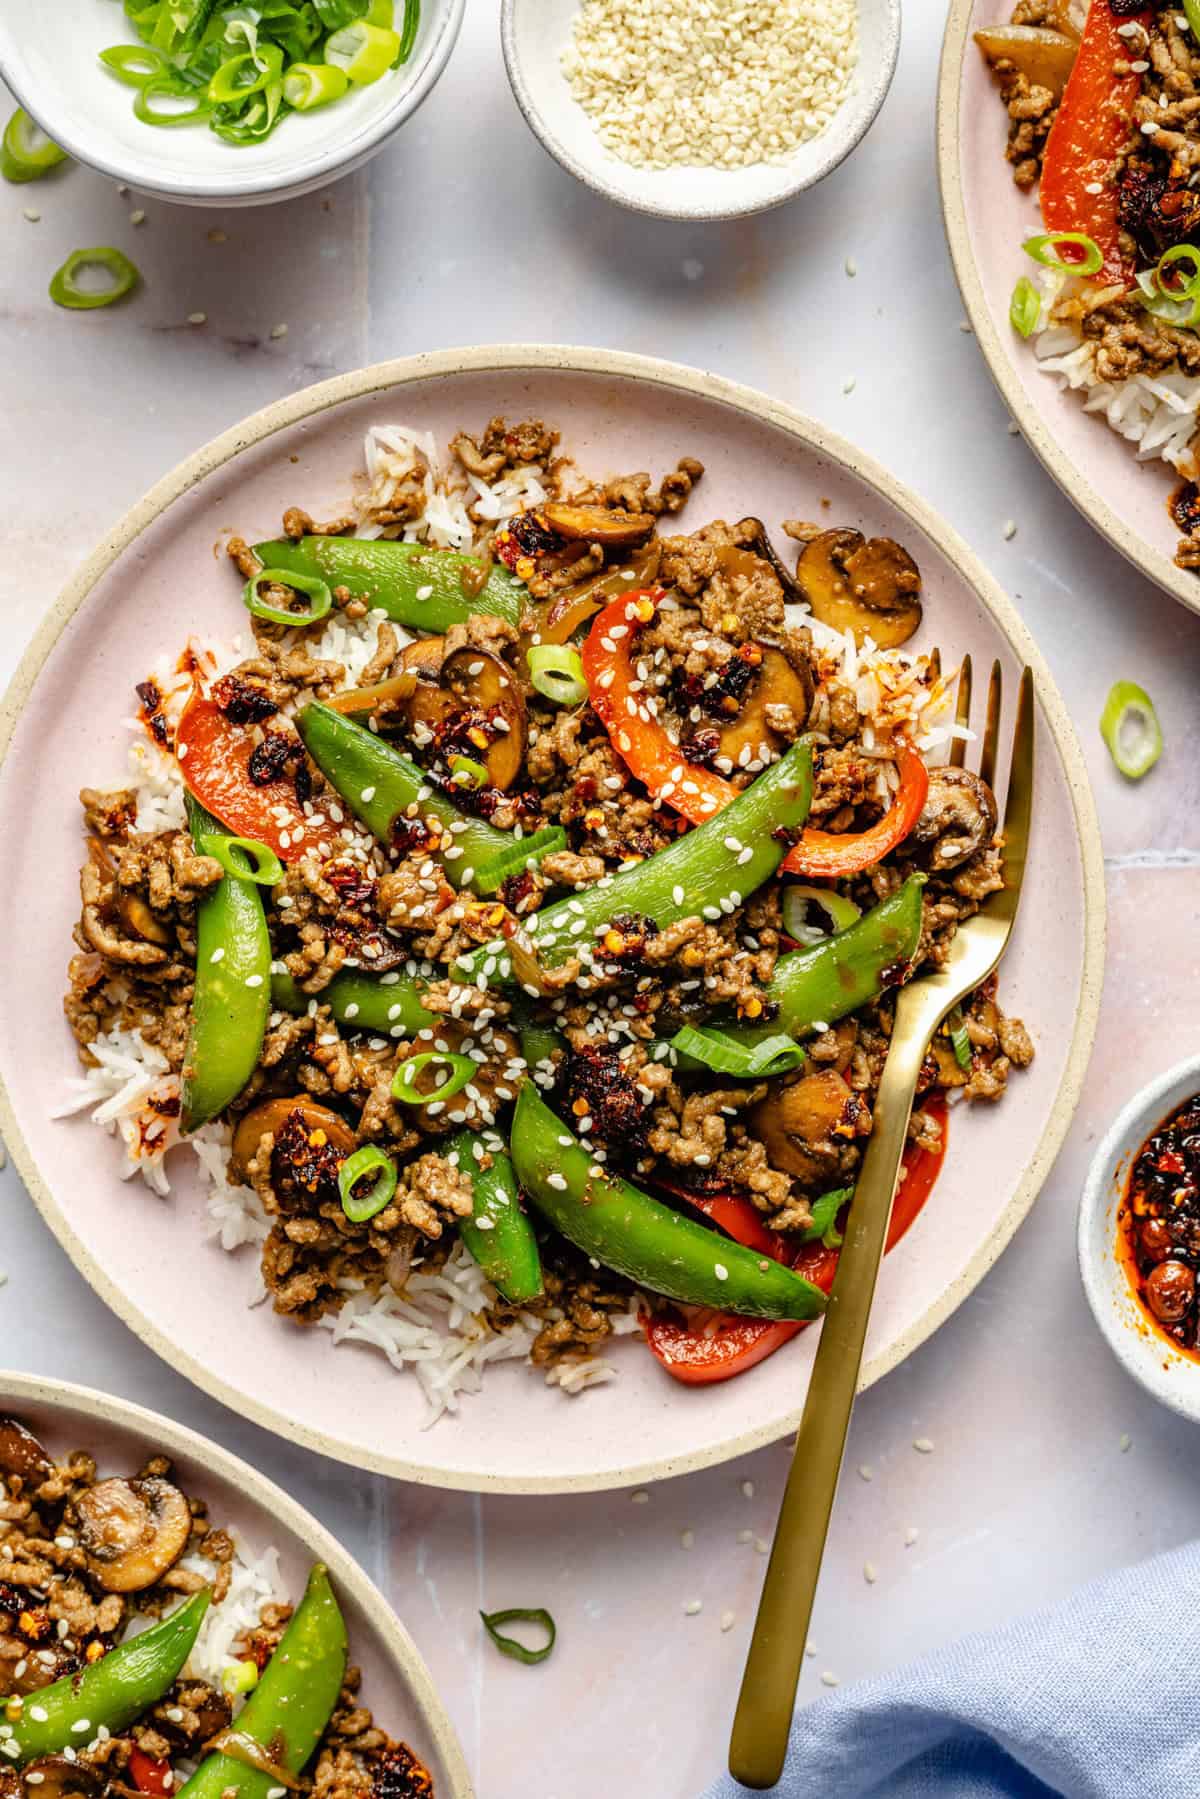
[705,1540,1200,1798]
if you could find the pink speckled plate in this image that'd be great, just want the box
[0,347,1105,1494]
[0,1372,471,1795]
[939,1,1200,616]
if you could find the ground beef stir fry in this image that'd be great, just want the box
[0,1418,433,1798]
[1119,1095,1200,1354]
[63,414,1032,1393]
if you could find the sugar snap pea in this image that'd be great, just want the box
[449,1129,543,1305]
[253,536,524,635]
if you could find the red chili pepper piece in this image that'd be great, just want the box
[1040,0,1151,286]
[176,687,308,862]
[781,747,929,879]
[129,1749,173,1796]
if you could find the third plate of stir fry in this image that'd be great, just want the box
[59,414,1034,1420]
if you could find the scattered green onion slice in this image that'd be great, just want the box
[471,825,568,897]
[283,61,350,109]
[448,755,489,790]
[244,567,333,628]
[338,1145,399,1223]
[391,1051,476,1107]
[527,645,587,707]
[366,0,395,22]
[781,884,861,943]
[49,247,141,311]
[669,1023,805,1080]
[207,836,285,887]
[479,1607,556,1666]
[1009,274,1041,339]
[325,20,402,82]
[1100,680,1163,780]
[99,44,170,87]
[947,1008,973,1073]
[1,107,68,183]
[801,1186,852,1250]
[1134,268,1200,327]
[208,43,284,104]
[1022,231,1103,276]
[1184,0,1200,42]
[1157,243,1200,299]
[134,79,213,126]
[220,1659,259,1699]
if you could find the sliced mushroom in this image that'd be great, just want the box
[526,543,662,648]
[974,24,1077,98]
[539,502,656,546]
[714,647,814,768]
[909,767,998,872]
[325,637,443,717]
[407,645,527,791]
[796,529,923,649]
[0,1417,53,1483]
[726,522,802,598]
[86,840,171,946]
[19,1760,101,1799]
[75,1476,191,1593]
[230,1097,357,1184]
[750,1071,866,1184]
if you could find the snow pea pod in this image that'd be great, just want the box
[175,1564,346,1799]
[449,1129,543,1304]
[253,537,525,635]
[295,701,566,894]
[181,795,271,1132]
[7,1590,209,1764]
[510,1086,827,1322]
[271,967,435,1037]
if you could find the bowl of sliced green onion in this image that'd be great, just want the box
[0,0,464,206]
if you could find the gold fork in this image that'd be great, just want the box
[728,656,1034,1790]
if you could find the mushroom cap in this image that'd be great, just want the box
[910,767,999,872]
[74,1476,191,1593]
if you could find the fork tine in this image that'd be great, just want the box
[996,666,1034,917]
[978,659,1002,790]
[928,646,941,682]
[948,655,972,768]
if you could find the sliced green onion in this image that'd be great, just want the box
[366,0,395,22]
[480,1607,556,1666]
[208,42,284,104]
[99,44,171,87]
[801,1186,851,1250]
[134,79,213,126]
[282,62,350,109]
[1134,268,1200,327]
[1100,680,1163,780]
[1022,231,1103,276]
[244,567,333,629]
[1185,0,1200,42]
[947,1008,973,1073]
[206,836,285,887]
[150,0,217,55]
[397,0,420,62]
[212,81,285,144]
[781,884,861,943]
[391,1051,476,1107]
[527,645,587,707]
[49,247,141,311]
[220,1659,259,1699]
[338,1145,398,1223]
[471,824,568,897]
[668,1023,805,1080]
[1157,243,1200,299]
[1009,274,1041,339]
[1,108,68,183]
[325,20,402,84]
[449,755,489,790]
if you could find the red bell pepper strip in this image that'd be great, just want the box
[129,1750,174,1797]
[644,1097,948,1384]
[581,589,737,826]
[781,747,929,879]
[655,1178,790,1261]
[175,687,308,863]
[1040,0,1150,287]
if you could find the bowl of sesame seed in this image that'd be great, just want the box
[501,0,899,221]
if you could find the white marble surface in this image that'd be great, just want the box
[3,6,1200,1796]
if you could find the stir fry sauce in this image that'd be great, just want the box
[1117,1095,1200,1358]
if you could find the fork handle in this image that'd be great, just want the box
[728,1036,926,1790]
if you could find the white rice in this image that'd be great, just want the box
[185,1542,286,1685]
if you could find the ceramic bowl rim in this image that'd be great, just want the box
[498,0,902,222]
[936,0,1200,620]
[0,1369,474,1793]
[0,344,1107,1492]
[0,0,465,206]
[1077,1053,1200,1422]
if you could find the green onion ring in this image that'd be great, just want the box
[1099,680,1163,780]
[244,568,333,629]
[208,43,283,105]
[206,835,285,887]
[668,1023,806,1080]
[49,247,140,311]
[1134,268,1200,327]
[1022,231,1103,276]
[134,80,213,127]
[99,44,170,88]
[1009,274,1041,339]
[1,107,68,183]
[527,644,587,707]
[800,1186,851,1249]
[947,1008,973,1073]
[781,884,861,942]
[338,1145,399,1224]
[1157,243,1200,299]
[391,1051,476,1107]
[282,62,350,110]
[479,1607,556,1666]
[448,755,489,790]
[325,20,402,84]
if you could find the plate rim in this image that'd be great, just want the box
[936,0,1200,621]
[0,1369,474,1796]
[0,344,1107,1493]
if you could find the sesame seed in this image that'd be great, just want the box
[680,1529,694,1549]
[270,323,289,340]
[29,1708,48,1723]
[187,311,207,325]
[683,1599,702,1615]
[714,1263,728,1281]
[1120,1432,1132,1452]
[863,1562,877,1584]
[210,947,225,963]
[21,206,39,223]
[548,1172,568,1190]
[904,1527,919,1547]
[741,1479,755,1498]
[857,1464,873,1482]
[361,786,376,802]
[913,1436,934,1454]
[720,1609,736,1632]
[842,376,856,394]
[245,974,263,987]
[631,1489,650,1504]
[1002,519,1017,541]
[753,1537,770,1555]
[130,208,146,225]
[820,1671,839,1688]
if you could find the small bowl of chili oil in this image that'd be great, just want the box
[1079,1057,1200,1420]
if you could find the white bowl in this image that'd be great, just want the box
[0,0,465,207]
[500,0,900,221]
[1078,1056,1200,1423]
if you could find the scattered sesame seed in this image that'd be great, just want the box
[805,1642,816,1658]
[737,1528,754,1544]
[845,256,857,276]
[1120,1432,1132,1452]
[21,207,39,223]
[958,318,972,333]
[863,1561,877,1584]
[720,1610,736,1632]
[187,311,207,325]
[684,1599,702,1615]
[913,1436,934,1454]
[130,208,146,225]
[740,1479,755,1499]
[631,1489,650,1505]
[904,1527,919,1547]
[210,947,225,963]
[244,974,264,987]
[820,1671,839,1688]
[842,376,856,394]
[680,1529,694,1549]
[270,323,289,340]
[29,1708,48,1724]
[1002,519,1017,541]
[207,227,227,242]
[361,785,376,802]
[857,1464,873,1482]
[714,1263,728,1281]
[753,1536,770,1555]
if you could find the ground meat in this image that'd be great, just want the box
[574,456,704,517]
[391,1151,473,1240]
[282,506,356,540]
[453,416,560,481]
